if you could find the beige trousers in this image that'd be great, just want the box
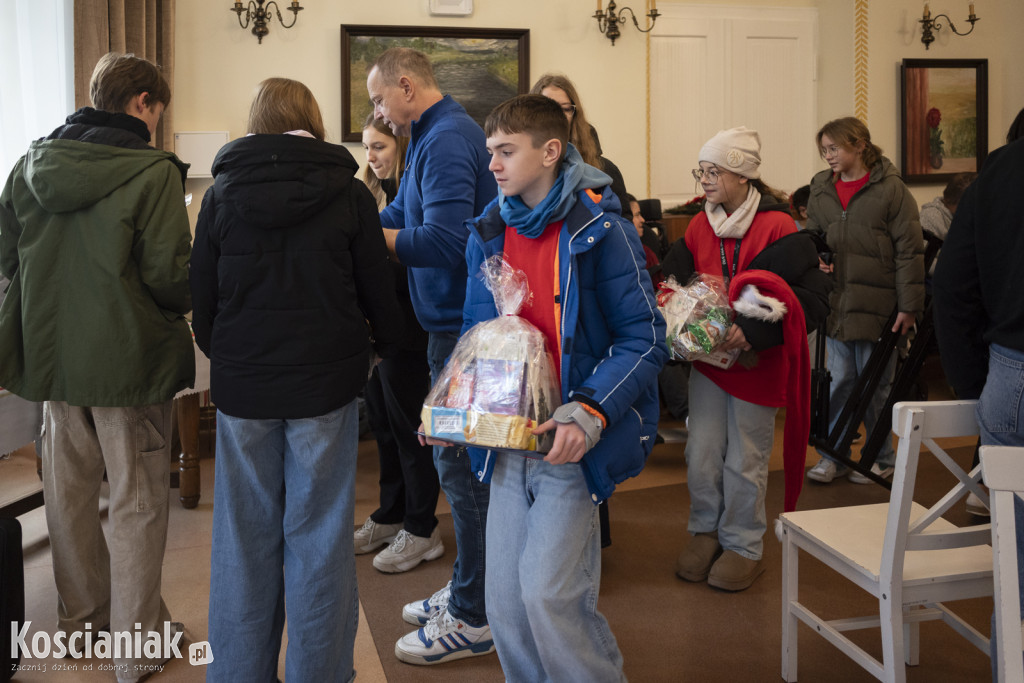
[41,401,175,681]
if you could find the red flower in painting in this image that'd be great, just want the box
[926,107,942,129]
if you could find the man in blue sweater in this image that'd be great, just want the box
[367,47,498,665]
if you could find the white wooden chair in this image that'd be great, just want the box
[780,400,993,682]
[981,445,1024,683]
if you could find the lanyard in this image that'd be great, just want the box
[719,238,742,285]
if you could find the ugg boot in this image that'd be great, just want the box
[675,531,722,582]
[708,550,764,591]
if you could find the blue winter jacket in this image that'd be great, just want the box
[380,95,496,333]
[463,186,668,503]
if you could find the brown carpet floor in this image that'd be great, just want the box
[355,446,992,682]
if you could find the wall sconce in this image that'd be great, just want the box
[594,0,660,46]
[920,2,979,50]
[232,0,303,44]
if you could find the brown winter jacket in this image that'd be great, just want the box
[805,156,925,342]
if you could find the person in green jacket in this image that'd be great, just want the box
[804,116,925,486]
[0,52,193,682]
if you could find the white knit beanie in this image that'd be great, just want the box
[699,126,762,179]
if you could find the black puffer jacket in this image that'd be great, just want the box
[190,134,404,419]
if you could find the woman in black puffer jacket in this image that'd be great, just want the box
[190,77,403,683]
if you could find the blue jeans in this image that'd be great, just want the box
[207,403,359,683]
[485,454,625,682]
[427,331,490,627]
[685,370,777,560]
[818,337,897,468]
[977,344,1024,681]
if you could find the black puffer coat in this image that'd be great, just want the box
[190,134,404,419]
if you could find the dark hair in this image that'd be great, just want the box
[89,52,171,113]
[529,73,601,168]
[942,172,977,205]
[791,184,811,210]
[748,178,790,204]
[369,47,439,90]
[361,113,408,208]
[1008,107,1024,144]
[247,78,325,141]
[624,192,638,205]
[484,95,568,158]
[816,117,883,170]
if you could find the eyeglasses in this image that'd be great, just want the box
[820,144,841,158]
[559,103,577,115]
[691,168,722,184]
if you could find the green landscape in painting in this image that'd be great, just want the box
[348,35,520,137]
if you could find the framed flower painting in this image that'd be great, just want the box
[900,59,988,184]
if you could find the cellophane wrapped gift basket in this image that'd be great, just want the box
[658,273,740,369]
[421,256,560,454]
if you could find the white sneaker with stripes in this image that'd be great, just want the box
[402,580,451,625]
[394,608,495,665]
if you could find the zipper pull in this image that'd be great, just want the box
[841,210,847,221]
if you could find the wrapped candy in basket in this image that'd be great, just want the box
[421,256,560,454]
[657,273,740,369]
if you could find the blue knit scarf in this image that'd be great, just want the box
[498,144,612,239]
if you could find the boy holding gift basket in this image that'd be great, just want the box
[459,94,667,680]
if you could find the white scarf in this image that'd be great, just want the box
[704,185,761,239]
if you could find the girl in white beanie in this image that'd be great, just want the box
[661,127,831,591]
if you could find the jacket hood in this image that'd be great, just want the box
[20,139,183,214]
[551,143,614,217]
[921,196,949,214]
[212,134,359,229]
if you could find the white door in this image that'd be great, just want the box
[650,5,818,209]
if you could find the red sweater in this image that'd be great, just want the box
[684,210,797,407]
[503,222,563,387]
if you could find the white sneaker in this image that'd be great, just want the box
[354,517,401,555]
[807,458,850,483]
[849,462,895,485]
[402,581,451,625]
[966,491,990,517]
[373,528,445,574]
[394,608,495,665]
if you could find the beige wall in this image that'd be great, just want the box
[174,0,1024,225]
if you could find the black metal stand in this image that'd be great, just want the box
[810,310,900,489]
[809,233,943,489]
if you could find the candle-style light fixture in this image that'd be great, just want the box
[920,2,979,50]
[232,0,303,44]
[594,0,660,46]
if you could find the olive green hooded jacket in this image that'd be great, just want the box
[806,156,925,342]
[0,116,194,406]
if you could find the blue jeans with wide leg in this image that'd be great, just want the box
[485,453,625,682]
[685,370,777,560]
[207,403,359,683]
[427,330,490,627]
[976,343,1024,681]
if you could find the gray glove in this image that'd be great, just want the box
[552,401,603,452]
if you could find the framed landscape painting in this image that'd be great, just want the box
[340,24,530,143]
[900,58,988,184]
